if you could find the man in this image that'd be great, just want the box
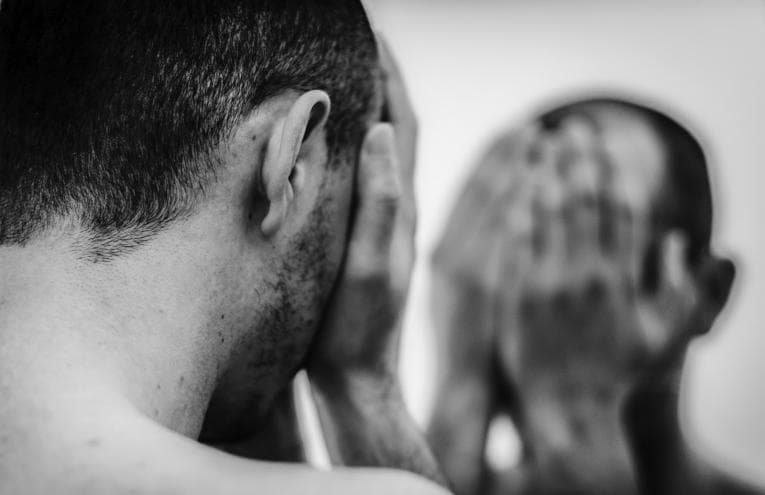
[0,1,446,494]
[428,98,761,494]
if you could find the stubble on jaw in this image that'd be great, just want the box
[200,190,339,441]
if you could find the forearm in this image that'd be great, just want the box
[309,369,447,487]
[427,379,493,495]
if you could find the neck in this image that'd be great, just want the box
[521,380,639,495]
[625,361,691,494]
[0,235,234,438]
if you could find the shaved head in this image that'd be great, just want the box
[540,98,713,266]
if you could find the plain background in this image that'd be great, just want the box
[363,0,765,484]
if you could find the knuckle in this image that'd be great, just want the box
[379,176,403,203]
[367,166,401,200]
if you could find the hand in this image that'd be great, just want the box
[303,39,444,485]
[308,38,417,377]
[494,119,701,387]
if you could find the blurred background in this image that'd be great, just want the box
[361,0,765,485]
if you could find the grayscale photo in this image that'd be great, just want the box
[1,1,764,494]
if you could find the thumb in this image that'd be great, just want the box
[638,231,696,359]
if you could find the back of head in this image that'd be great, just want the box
[0,0,378,258]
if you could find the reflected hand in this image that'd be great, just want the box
[496,121,701,386]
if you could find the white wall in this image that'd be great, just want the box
[366,0,765,484]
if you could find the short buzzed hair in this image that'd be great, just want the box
[0,0,379,252]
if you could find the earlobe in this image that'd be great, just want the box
[695,256,736,333]
[260,90,331,237]
[706,257,736,310]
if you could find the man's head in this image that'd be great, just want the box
[539,98,713,270]
[434,97,736,383]
[0,0,381,435]
[429,98,737,488]
[537,98,734,339]
[0,0,379,252]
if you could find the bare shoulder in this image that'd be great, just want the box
[0,404,449,495]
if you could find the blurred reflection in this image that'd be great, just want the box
[427,98,762,495]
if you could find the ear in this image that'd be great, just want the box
[260,90,331,236]
[694,255,736,334]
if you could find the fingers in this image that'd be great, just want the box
[647,231,693,318]
[559,118,601,261]
[479,126,537,210]
[529,135,566,272]
[377,36,417,138]
[346,123,402,279]
[377,35,418,187]
[439,126,537,295]
[499,184,534,295]
[658,231,691,295]
[636,231,696,356]
[555,117,647,280]
[597,137,643,267]
[463,129,536,268]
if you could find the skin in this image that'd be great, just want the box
[0,42,448,495]
[308,43,444,483]
[428,103,757,495]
